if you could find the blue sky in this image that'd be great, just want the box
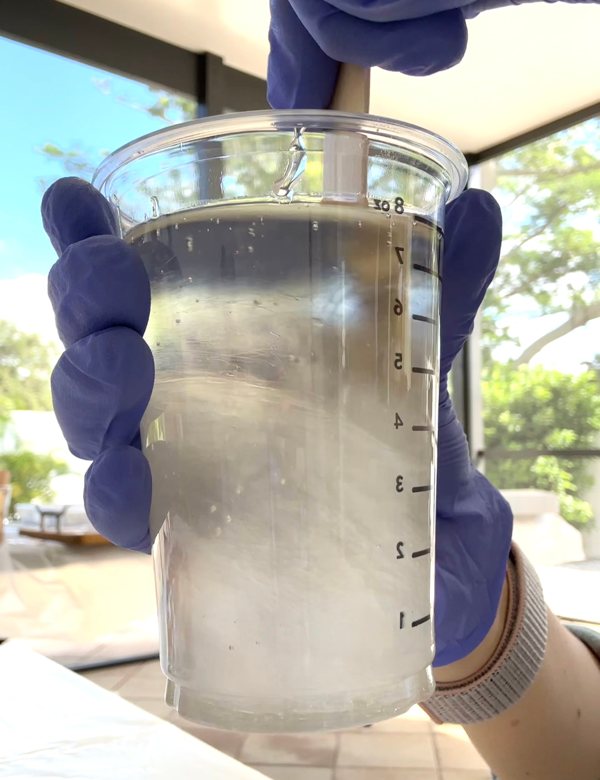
[0,36,193,280]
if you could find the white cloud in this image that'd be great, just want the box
[0,274,60,347]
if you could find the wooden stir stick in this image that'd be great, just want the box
[329,63,371,113]
[323,64,371,205]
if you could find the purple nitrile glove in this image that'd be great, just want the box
[432,189,513,666]
[268,0,598,108]
[43,178,154,553]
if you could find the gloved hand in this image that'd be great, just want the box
[268,0,598,108]
[43,178,154,552]
[43,177,511,666]
[432,189,512,666]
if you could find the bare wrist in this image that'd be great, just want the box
[422,545,548,724]
[434,577,510,684]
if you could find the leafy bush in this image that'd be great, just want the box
[482,363,600,529]
[0,451,68,515]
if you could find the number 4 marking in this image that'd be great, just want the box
[394,413,403,429]
[395,246,404,264]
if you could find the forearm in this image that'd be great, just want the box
[433,577,600,779]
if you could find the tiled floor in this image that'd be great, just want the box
[81,660,492,780]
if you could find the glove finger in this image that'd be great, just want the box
[464,0,598,18]
[439,188,502,378]
[268,0,340,108]
[85,445,152,552]
[48,235,150,348]
[325,0,473,22]
[289,0,468,74]
[42,177,117,255]
[51,327,154,461]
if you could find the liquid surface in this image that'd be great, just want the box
[131,203,441,710]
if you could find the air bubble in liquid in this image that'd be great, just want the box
[186,237,194,251]
[312,221,319,231]
[248,246,254,254]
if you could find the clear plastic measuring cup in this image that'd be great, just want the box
[94,111,467,732]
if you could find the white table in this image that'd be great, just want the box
[0,642,267,779]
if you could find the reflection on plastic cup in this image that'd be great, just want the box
[94,111,467,732]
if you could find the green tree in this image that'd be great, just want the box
[478,118,600,530]
[0,320,56,411]
[483,363,600,528]
[0,452,68,513]
[0,321,67,515]
[482,119,600,363]
[38,80,319,198]
[37,83,197,189]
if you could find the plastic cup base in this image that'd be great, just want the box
[164,667,434,732]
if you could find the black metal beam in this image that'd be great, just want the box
[466,101,600,165]
[223,63,269,112]
[0,0,199,97]
[195,54,268,115]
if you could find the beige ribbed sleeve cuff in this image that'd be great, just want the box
[422,544,548,724]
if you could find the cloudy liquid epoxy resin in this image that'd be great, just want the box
[131,201,442,731]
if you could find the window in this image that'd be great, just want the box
[471,116,600,627]
[0,35,197,666]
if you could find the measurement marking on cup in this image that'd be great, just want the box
[411,614,431,628]
[412,314,436,325]
[413,263,441,280]
[412,425,433,432]
[412,366,435,376]
[412,548,431,558]
[412,485,432,493]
